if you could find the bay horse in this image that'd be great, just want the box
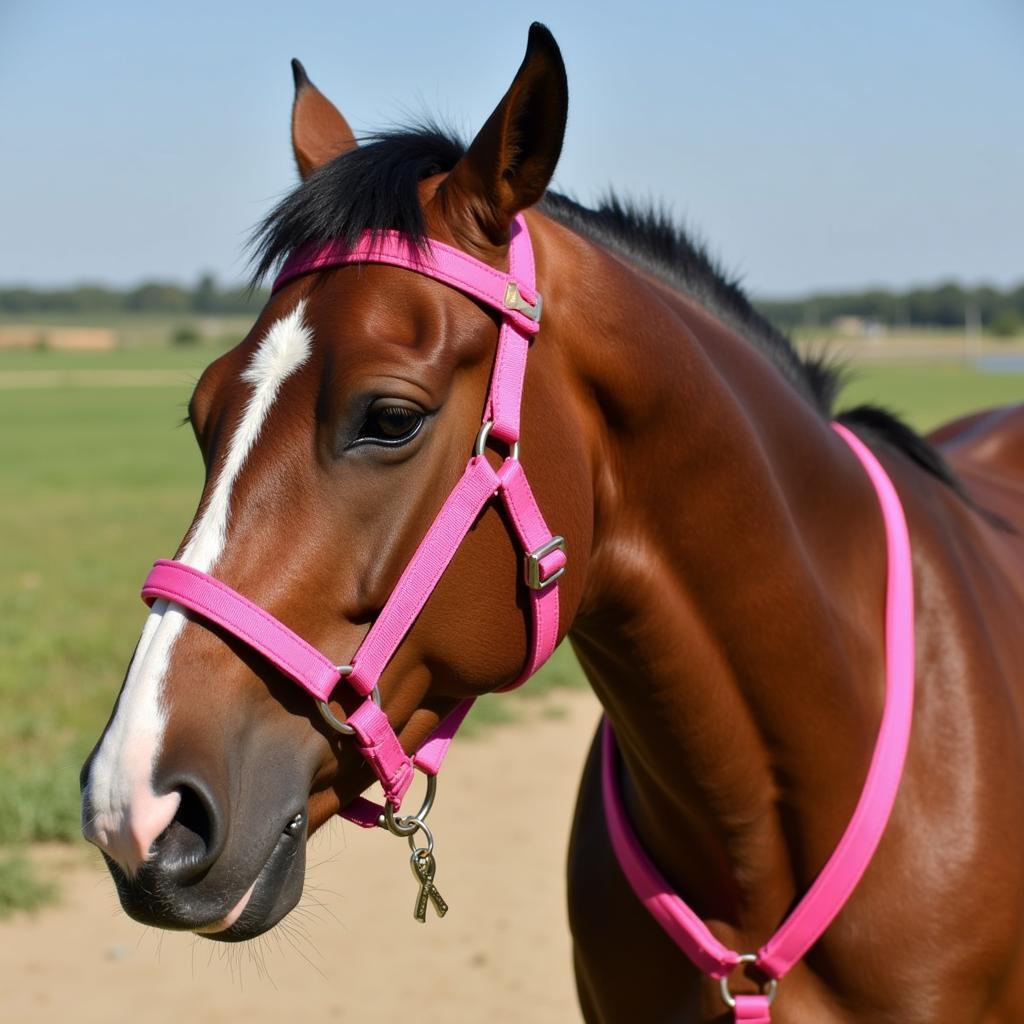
[80,24,1024,1022]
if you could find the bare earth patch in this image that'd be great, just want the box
[0,690,600,1024]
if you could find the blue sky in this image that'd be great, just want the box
[1,1,1021,297]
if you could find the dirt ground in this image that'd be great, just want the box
[0,690,601,1024]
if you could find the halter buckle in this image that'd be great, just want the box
[525,536,566,590]
[503,281,542,323]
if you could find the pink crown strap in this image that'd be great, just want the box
[273,228,541,339]
[483,217,538,442]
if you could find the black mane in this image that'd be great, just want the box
[250,126,965,499]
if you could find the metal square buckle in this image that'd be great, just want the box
[503,281,543,323]
[524,536,566,590]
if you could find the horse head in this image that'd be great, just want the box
[80,24,591,940]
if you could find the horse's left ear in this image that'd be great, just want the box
[290,59,358,180]
[441,23,568,244]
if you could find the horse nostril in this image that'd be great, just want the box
[152,778,224,880]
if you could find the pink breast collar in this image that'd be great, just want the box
[141,214,566,843]
[602,421,916,1020]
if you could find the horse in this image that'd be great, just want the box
[79,23,1024,1022]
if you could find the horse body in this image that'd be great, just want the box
[553,222,1024,1019]
[79,25,1024,1022]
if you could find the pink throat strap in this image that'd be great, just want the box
[141,214,565,821]
[601,421,915,1019]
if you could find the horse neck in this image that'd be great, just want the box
[543,220,891,946]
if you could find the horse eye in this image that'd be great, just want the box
[352,402,425,448]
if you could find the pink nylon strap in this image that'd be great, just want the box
[275,218,540,443]
[347,456,500,696]
[345,700,415,807]
[141,560,341,702]
[339,696,479,829]
[733,995,773,1023]
[340,455,561,821]
[138,448,563,823]
[141,214,564,824]
[273,221,542,340]
[496,459,567,687]
[601,421,915,1017]
[484,216,537,441]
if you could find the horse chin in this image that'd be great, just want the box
[109,810,308,943]
[193,822,308,943]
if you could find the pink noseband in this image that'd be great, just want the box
[142,214,565,829]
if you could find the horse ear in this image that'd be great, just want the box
[442,23,568,244]
[290,59,358,180]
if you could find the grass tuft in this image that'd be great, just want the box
[0,850,58,918]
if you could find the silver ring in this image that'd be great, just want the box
[474,420,520,461]
[719,954,778,1009]
[316,669,381,736]
[381,772,437,837]
[406,820,434,858]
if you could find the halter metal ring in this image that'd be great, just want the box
[381,771,438,837]
[719,954,778,1009]
[406,820,435,857]
[475,420,520,462]
[316,666,381,736]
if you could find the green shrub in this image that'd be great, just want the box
[171,324,201,346]
[989,308,1021,338]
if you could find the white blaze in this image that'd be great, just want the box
[83,302,313,869]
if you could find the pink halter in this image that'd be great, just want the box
[141,214,565,833]
[601,421,916,1020]
[140,212,915,999]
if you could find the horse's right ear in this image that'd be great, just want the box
[290,59,357,180]
[441,23,568,245]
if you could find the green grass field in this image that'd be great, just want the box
[1,343,1020,914]
[837,361,1024,429]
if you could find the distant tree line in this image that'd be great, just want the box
[757,281,1024,337]
[0,274,268,317]
[3,275,1023,337]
